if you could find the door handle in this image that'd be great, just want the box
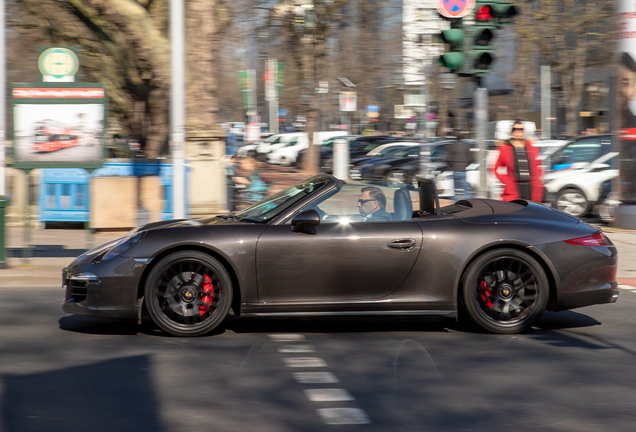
[387,239,416,251]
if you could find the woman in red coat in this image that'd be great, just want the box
[492,121,544,202]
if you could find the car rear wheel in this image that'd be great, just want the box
[554,188,589,218]
[461,249,548,334]
[145,251,232,337]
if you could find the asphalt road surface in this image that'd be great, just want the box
[1,285,635,432]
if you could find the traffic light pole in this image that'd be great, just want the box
[463,17,474,75]
[475,88,488,199]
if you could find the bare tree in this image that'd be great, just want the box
[10,0,229,157]
[514,0,617,135]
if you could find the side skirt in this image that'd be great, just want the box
[240,310,458,318]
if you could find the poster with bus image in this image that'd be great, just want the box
[618,1,636,203]
[13,103,104,164]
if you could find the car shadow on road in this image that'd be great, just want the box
[533,310,601,331]
[222,315,457,334]
[59,315,139,336]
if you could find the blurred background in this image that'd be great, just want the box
[1,0,625,232]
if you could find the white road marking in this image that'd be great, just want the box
[304,389,354,402]
[317,408,370,425]
[292,372,340,384]
[268,334,306,342]
[618,285,636,293]
[278,345,315,353]
[282,357,327,368]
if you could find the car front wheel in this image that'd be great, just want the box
[554,188,589,218]
[461,249,549,334]
[145,251,233,337]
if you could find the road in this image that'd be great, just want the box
[1,284,635,432]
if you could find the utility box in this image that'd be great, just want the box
[186,128,227,216]
[39,169,90,223]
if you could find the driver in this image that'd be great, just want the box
[357,187,393,222]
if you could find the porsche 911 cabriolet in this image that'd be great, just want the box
[62,174,618,336]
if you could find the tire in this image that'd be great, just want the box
[598,192,619,223]
[461,249,549,334]
[145,251,233,337]
[554,188,589,218]
[247,150,256,158]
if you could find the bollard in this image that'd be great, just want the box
[0,196,7,269]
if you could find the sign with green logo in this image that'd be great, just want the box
[38,47,80,82]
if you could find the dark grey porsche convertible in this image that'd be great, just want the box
[62,174,618,336]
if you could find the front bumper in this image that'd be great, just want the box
[61,254,151,320]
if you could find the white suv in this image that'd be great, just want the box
[543,135,618,218]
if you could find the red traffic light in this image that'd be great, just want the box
[476,6,493,20]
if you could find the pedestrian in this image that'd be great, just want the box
[232,157,268,207]
[447,130,474,201]
[492,120,543,202]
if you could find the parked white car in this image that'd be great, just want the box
[267,134,310,166]
[543,135,617,218]
[267,131,348,166]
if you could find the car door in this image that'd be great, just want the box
[255,183,422,303]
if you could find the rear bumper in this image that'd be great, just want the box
[557,282,619,310]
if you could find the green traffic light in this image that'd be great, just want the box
[473,27,494,47]
[439,52,465,71]
[439,29,464,49]
[473,50,494,74]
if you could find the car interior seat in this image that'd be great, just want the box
[392,188,413,221]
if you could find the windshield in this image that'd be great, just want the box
[234,175,331,222]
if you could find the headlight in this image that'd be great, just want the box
[543,178,553,184]
[103,232,144,260]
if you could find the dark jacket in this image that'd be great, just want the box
[447,140,474,172]
[364,208,393,222]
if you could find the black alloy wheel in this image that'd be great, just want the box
[145,251,232,337]
[461,249,548,334]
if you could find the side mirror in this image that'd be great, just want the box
[291,209,321,233]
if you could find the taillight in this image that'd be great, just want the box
[565,233,609,246]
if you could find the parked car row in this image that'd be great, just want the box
[234,130,619,222]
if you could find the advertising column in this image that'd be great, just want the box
[618,2,636,227]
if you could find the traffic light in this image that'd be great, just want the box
[471,2,498,75]
[476,1,519,27]
[436,1,519,76]
[437,28,465,73]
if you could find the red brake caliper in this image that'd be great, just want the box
[199,275,214,315]
[480,280,494,309]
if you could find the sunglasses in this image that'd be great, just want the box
[512,128,524,132]
[358,199,377,205]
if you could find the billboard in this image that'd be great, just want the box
[11,84,106,169]
[618,3,636,203]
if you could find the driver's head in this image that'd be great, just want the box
[358,187,386,217]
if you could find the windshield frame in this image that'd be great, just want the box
[234,173,337,224]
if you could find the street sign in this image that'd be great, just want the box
[367,111,379,118]
[366,105,380,112]
[339,91,357,112]
[278,109,288,116]
[316,81,329,93]
[436,0,476,19]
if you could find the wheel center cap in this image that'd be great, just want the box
[180,287,197,303]
[499,284,514,300]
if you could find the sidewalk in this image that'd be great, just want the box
[0,224,634,288]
